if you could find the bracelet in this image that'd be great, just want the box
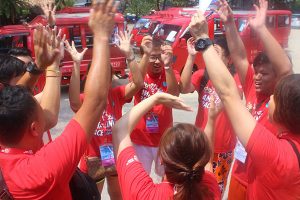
[164,66,171,70]
[46,69,61,74]
[126,54,135,62]
[46,75,61,78]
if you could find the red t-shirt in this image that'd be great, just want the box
[245,123,300,199]
[232,66,279,187]
[79,86,130,172]
[130,70,180,147]
[116,146,221,200]
[0,119,87,200]
[191,69,242,153]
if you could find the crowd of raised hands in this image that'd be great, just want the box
[0,0,299,199]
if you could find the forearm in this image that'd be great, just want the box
[165,67,180,96]
[179,54,196,93]
[224,21,249,85]
[40,61,61,131]
[204,117,215,172]
[138,54,149,78]
[69,62,82,112]
[113,94,157,157]
[256,26,293,77]
[128,59,144,89]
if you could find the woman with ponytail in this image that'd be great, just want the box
[112,92,221,200]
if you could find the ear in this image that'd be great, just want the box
[29,121,41,137]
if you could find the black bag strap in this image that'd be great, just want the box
[286,139,300,169]
[0,168,13,200]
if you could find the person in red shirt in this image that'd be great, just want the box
[130,36,180,178]
[216,0,293,198]
[113,92,221,200]
[189,6,300,200]
[180,36,242,193]
[0,1,118,199]
[67,30,144,199]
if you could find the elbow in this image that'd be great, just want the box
[44,112,58,131]
[70,102,81,113]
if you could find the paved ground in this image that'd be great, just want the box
[50,28,300,199]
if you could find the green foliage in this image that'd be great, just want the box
[125,0,157,16]
[0,0,31,25]
[55,0,75,10]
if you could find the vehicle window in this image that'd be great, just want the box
[214,18,225,36]
[85,26,93,48]
[266,16,275,28]
[134,18,150,29]
[154,24,181,43]
[278,15,290,27]
[0,34,28,54]
[68,25,82,48]
[238,18,248,32]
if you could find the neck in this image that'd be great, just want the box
[3,137,43,153]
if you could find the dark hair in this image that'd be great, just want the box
[0,54,26,84]
[253,52,270,67]
[158,123,212,200]
[273,74,300,134]
[140,37,163,55]
[213,36,229,57]
[8,48,32,57]
[0,86,37,145]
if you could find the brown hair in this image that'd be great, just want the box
[273,74,300,134]
[158,123,212,200]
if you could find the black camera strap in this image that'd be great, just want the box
[0,168,13,200]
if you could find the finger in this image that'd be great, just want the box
[64,40,71,51]
[81,48,88,56]
[105,0,114,14]
[119,31,125,40]
[72,41,75,49]
[111,1,120,14]
[129,34,133,41]
[53,5,57,13]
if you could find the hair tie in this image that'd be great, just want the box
[187,167,205,182]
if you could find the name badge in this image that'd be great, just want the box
[145,112,159,133]
[99,143,115,167]
[234,140,247,163]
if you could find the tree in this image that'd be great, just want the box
[0,0,30,25]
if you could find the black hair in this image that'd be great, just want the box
[253,52,270,67]
[8,48,32,57]
[0,86,37,145]
[213,36,230,57]
[0,54,26,84]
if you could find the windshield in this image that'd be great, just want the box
[134,18,150,29]
[153,24,182,43]
[0,34,28,54]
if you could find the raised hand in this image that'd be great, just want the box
[217,0,234,24]
[141,35,153,55]
[117,31,134,58]
[88,0,120,38]
[249,0,268,31]
[33,25,61,70]
[189,11,209,40]
[154,92,192,111]
[187,37,197,56]
[65,40,88,64]
[41,2,56,27]
[161,44,173,67]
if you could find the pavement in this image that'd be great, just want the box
[49,28,300,199]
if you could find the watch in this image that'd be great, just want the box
[26,61,43,75]
[194,38,213,52]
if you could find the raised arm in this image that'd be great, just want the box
[117,31,144,100]
[66,40,88,112]
[161,44,180,96]
[218,0,249,86]
[179,37,197,93]
[138,36,153,78]
[189,11,257,147]
[112,92,192,157]
[41,2,56,27]
[248,0,293,78]
[73,0,119,141]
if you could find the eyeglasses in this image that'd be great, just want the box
[149,55,162,62]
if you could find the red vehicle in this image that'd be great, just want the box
[148,9,291,73]
[0,9,126,86]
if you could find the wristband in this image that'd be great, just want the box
[164,65,171,70]
[46,69,61,76]
[126,54,135,62]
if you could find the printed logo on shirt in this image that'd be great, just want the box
[126,155,139,166]
[246,102,264,121]
[141,82,163,101]
[201,86,221,109]
[95,110,116,137]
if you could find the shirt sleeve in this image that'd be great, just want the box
[112,85,132,105]
[27,119,87,186]
[243,65,255,98]
[191,69,205,91]
[116,146,157,200]
[246,123,299,186]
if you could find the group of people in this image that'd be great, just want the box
[0,0,299,199]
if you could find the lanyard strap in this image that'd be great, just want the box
[286,139,300,169]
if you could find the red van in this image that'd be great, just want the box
[0,9,126,86]
[149,9,291,73]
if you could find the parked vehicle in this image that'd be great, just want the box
[0,9,127,87]
[291,14,300,29]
